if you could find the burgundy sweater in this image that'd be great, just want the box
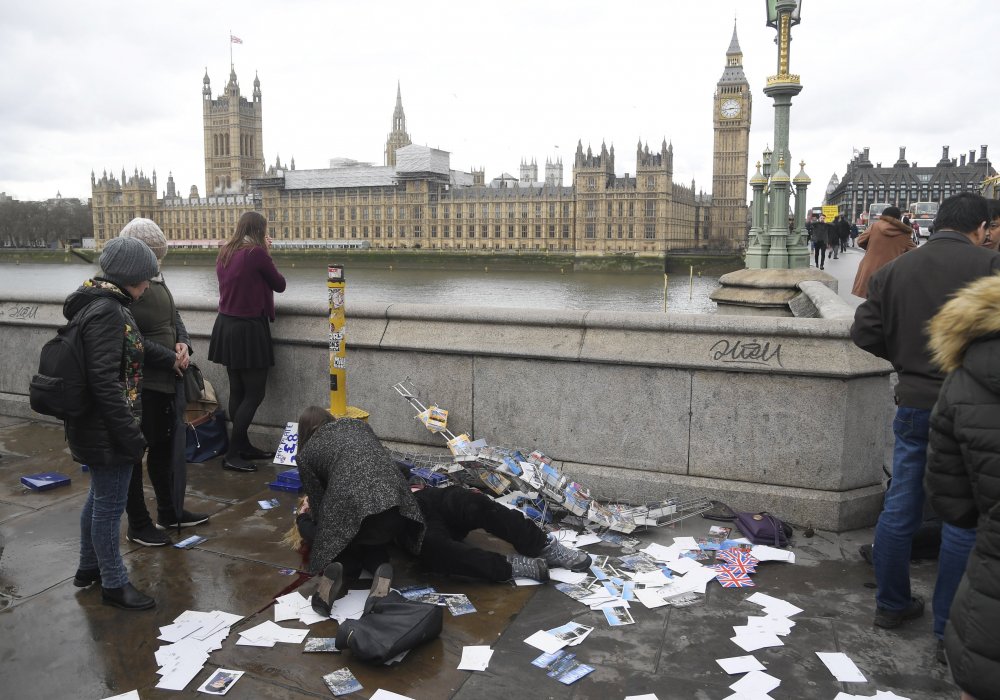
[216,246,286,321]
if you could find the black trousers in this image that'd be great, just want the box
[226,367,268,456]
[814,244,826,268]
[414,486,547,582]
[125,389,176,528]
[336,507,406,579]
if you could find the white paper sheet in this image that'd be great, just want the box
[574,533,604,548]
[549,568,589,584]
[730,631,784,652]
[750,545,796,563]
[524,630,568,654]
[745,592,804,618]
[514,577,545,586]
[672,536,700,549]
[634,587,668,609]
[664,557,702,574]
[716,655,767,674]
[328,589,369,622]
[624,695,660,700]
[370,690,416,700]
[102,692,141,700]
[457,645,494,671]
[816,652,867,683]
[730,670,781,695]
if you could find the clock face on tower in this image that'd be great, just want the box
[721,98,741,118]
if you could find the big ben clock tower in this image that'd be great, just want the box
[711,22,752,248]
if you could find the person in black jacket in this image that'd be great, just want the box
[68,237,167,611]
[925,274,1000,696]
[851,193,1000,644]
[811,215,830,269]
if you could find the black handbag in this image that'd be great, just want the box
[335,591,443,664]
[185,408,229,463]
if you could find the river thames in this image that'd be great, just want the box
[0,261,722,313]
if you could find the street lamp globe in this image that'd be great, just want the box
[765,0,803,28]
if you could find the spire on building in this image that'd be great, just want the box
[719,21,747,83]
[727,20,742,55]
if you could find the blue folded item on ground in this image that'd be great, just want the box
[21,472,71,491]
[409,467,448,486]
[268,468,303,493]
[185,408,229,463]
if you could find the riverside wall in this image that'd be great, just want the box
[0,286,893,531]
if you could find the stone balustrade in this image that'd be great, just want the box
[0,286,893,531]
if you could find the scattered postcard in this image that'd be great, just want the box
[196,669,244,695]
[590,565,609,581]
[102,692,140,700]
[716,655,767,674]
[816,652,867,683]
[303,637,340,653]
[709,525,732,538]
[531,650,595,685]
[554,582,596,602]
[634,587,668,609]
[525,630,568,654]
[730,631,784,653]
[174,534,207,549]
[323,668,362,696]
[672,536,699,549]
[457,645,494,671]
[746,592,804,618]
[514,577,544,586]
[257,498,279,510]
[444,594,477,616]
[370,689,416,700]
[328,589,369,622]
[602,604,635,626]
[546,621,594,646]
[744,615,795,636]
[751,545,796,563]
[624,695,660,700]
[549,568,589,585]
[398,585,437,600]
[729,669,781,696]
[574,533,604,548]
[664,557,702,575]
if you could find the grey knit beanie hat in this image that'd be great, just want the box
[119,217,168,261]
[99,237,159,287]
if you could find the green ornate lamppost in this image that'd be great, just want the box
[746,0,810,270]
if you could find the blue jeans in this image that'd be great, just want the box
[79,463,133,589]
[873,407,976,637]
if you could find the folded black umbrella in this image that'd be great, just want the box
[169,375,189,531]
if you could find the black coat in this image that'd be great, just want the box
[297,418,426,574]
[925,273,1000,697]
[851,231,1000,408]
[62,280,167,466]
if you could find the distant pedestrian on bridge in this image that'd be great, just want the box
[810,214,831,269]
[850,206,916,298]
[851,193,1000,655]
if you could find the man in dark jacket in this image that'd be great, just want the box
[836,215,851,253]
[811,215,830,269]
[925,273,1000,692]
[851,193,1000,647]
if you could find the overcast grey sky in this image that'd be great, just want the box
[1,0,995,205]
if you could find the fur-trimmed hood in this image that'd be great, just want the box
[929,273,1000,379]
[874,215,913,237]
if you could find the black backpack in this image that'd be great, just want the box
[29,312,92,420]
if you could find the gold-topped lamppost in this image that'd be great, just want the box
[748,0,810,270]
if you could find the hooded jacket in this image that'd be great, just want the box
[924,273,1000,697]
[851,216,917,298]
[62,279,172,466]
[851,231,1000,408]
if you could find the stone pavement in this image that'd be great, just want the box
[0,415,958,700]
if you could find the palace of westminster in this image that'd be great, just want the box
[90,28,753,254]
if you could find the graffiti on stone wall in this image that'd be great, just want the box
[0,304,39,320]
[709,338,783,368]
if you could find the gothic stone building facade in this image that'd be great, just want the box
[92,31,750,253]
[827,145,995,223]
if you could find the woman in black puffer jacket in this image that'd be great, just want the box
[926,272,1000,700]
[65,237,171,611]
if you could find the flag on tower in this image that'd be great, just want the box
[230,35,243,44]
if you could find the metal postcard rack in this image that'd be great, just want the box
[390,380,713,532]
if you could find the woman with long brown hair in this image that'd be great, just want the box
[208,211,286,472]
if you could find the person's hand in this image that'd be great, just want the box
[175,343,190,371]
[298,496,310,515]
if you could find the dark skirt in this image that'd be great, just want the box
[208,313,274,369]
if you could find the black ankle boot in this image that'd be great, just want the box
[73,568,101,587]
[101,582,155,610]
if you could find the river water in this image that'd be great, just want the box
[0,262,721,313]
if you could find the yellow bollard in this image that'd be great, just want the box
[327,264,369,421]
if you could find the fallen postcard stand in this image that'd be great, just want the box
[391,380,713,535]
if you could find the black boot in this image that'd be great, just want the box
[311,562,344,616]
[73,568,101,587]
[101,582,155,610]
